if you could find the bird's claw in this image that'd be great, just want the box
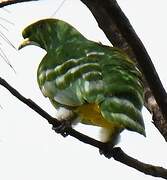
[52,120,71,137]
[99,143,114,159]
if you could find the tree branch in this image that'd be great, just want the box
[0,76,167,179]
[112,147,167,178]
[0,0,38,8]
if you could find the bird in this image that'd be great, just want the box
[18,18,145,148]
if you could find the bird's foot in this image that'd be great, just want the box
[99,142,115,159]
[52,120,71,137]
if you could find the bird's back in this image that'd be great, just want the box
[37,42,145,136]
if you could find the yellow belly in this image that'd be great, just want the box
[75,103,124,143]
[75,103,121,129]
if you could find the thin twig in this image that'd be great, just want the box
[51,0,66,17]
[2,7,11,13]
[0,31,16,49]
[0,76,167,179]
[0,0,38,8]
[0,23,9,31]
[0,17,14,25]
[0,47,16,72]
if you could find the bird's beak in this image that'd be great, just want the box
[18,38,40,50]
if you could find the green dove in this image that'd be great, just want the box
[19,18,145,146]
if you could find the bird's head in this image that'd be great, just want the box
[18,18,85,51]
